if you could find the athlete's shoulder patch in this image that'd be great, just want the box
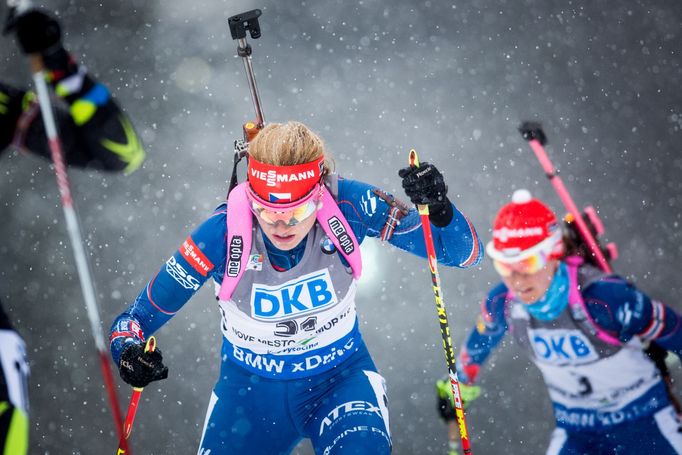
[180,236,214,277]
[246,253,264,271]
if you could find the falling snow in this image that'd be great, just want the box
[1,0,681,454]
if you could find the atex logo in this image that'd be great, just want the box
[319,401,383,435]
[227,236,244,277]
[328,217,354,254]
[251,269,338,321]
[166,256,200,291]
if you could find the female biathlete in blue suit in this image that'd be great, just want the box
[109,121,483,454]
[449,190,682,455]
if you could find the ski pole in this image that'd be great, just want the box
[408,149,473,454]
[519,122,612,273]
[7,0,127,446]
[226,9,265,195]
[115,336,157,454]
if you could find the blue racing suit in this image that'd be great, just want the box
[460,264,682,455]
[110,177,483,454]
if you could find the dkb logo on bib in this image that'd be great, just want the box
[251,269,338,321]
[528,328,599,365]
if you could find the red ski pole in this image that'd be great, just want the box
[7,0,127,446]
[27,52,129,448]
[519,123,612,273]
[116,336,157,454]
[408,149,473,454]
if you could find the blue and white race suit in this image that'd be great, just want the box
[110,176,483,454]
[461,264,682,454]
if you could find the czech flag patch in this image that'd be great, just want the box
[269,192,292,203]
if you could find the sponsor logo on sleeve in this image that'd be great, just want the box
[165,256,200,290]
[180,237,214,277]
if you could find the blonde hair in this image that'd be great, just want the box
[248,121,334,175]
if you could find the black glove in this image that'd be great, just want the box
[398,162,453,227]
[437,394,458,422]
[118,343,169,388]
[436,378,482,422]
[6,9,81,91]
[5,9,62,55]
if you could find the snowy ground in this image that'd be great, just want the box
[1,0,681,453]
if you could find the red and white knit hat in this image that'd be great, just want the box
[486,189,564,262]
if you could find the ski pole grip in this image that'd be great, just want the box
[144,336,156,354]
[519,121,547,146]
[408,149,430,216]
[228,9,262,40]
[408,148,421,168]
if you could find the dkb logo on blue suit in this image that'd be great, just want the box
[251,269,338,322]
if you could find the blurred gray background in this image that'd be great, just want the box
[1,0,681,453]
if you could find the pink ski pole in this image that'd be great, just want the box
[519,122,612,273]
